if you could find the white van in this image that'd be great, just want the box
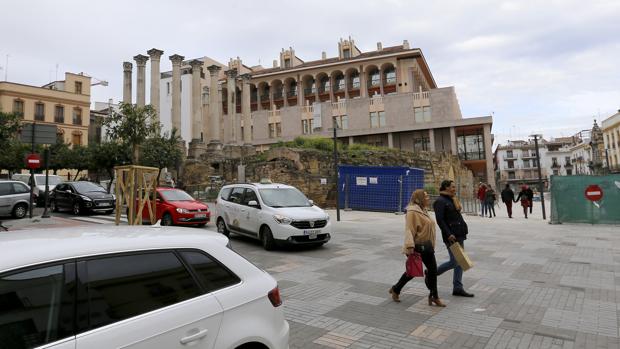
[12,173,63,205]
[215,182,332,250]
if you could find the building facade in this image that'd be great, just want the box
[602,110,620,172]
[126,39,495,182]
[0,72,91,146]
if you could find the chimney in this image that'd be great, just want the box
[273,60,278,68]
[377,42,382,51]
[321,51,327,60]
[403,40,410,49]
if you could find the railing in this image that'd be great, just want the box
[319,87,330,94]
[331,100,347,110]
[302,105,314,113]
[304,88,316,95]
[270,109,281,117]
[504,156,518,160]
[286,91,297,97]
[369,95,383,105]
[412,91,430,100]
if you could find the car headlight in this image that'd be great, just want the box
[273,214,292,224]
[112,194,116,200]
[176,208,190,214]
[325,215,330,222]
[80,195,92,202]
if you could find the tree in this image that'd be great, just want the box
[102,102,160,163]
[0,140,29,176]
[49,138,71,175]
[89,141,131,193]
[141,129,183,184]
[66,145,91,180]
[0,111,21,148]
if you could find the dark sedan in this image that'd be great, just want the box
[50,181,115,215]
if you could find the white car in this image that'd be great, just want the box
[0,226,289,349]
[215,182,332,250]
[12,173,63,206]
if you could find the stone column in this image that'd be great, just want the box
[297,76,304,103]
[240,74,252,145]
[202,86,209,142]
[483,124,494,185]
[360,65,367,98]
[329,74,335,102]
[428,128,436,152]
[207,65,222,147]
[133,54,149,107]
[344,72,350,99]
[189,60,204,142]
[122,62,132,104]
[449,127,458,155]
[379,68,385,96]
[226,69,238,143]
[387,132,394,148]
[314,76,320,102]
[169,54,184,132]
[349,136,354,145]
[147,48,164,123]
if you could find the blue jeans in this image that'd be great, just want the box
[437,240,464,291]
[480,201,486,216]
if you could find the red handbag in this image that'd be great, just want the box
[405,252,424,277]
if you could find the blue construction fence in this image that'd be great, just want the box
[338,165,425,212]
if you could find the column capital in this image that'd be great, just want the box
[189,59,204,68]
[239,73,252,83]
[133,54,149,66]
[207,64,222,75]
[225,68,238,79]
[147,48,164,60]
[123,61,133,72]
[169,54,185,65]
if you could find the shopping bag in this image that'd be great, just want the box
[449,242,473,271]
[405,252,424,277]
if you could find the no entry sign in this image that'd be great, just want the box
[584,184,603,202]
[25,153,41,169]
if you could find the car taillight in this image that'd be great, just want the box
[268,286,282,307]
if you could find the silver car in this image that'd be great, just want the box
[0,180,31,219]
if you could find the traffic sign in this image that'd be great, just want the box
[25,153,42,169]
[584,184,603,202]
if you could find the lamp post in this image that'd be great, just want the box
[530,134,546,220]
[333,118,340,221]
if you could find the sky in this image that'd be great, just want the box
[1,0,619,146]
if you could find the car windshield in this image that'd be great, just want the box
[160,189,194,201]
[72,181,106,193]
[34,175,62,185]
[258,188,311,208]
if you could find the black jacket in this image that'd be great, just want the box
[433,194,468,244]
[501,188,514,203]
[525,188,534,200]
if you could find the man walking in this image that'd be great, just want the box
[501,184,515,218]
[525,186,534,214]
[434,180,474,298]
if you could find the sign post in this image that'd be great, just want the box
[585,184,603,225]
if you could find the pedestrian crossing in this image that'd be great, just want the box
[67,214,128,225]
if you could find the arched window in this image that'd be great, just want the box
[350,72,360,89]
[335,74,345,91]
[369,69,380,86]
[384,67,396,84]
[319,76,330,93]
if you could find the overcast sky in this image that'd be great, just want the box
[2,0,619,146]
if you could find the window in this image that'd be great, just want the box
[506,150,513,158]
[334,115,348,130]
[0,182,11,195]
[523,160,530,168]
[414,107,431,123]
[241,189,259,206]
[72,108,82,125]
[369,70,380,86]
[335,76,345,91]
[54,105,64,123]
[228,187,244,204]
[219,187,232,201]
[180,251,240,293]
[508,171,516,179]
[553,169,559,175]
[350,73,360,89]
[319,76,330,93]
[75,81,82,94]
[0,263,74,348]
[370,112,378,128]
[456,130,485,160]
[343,49,351,58]
[72,133,81,146]
[35,102,45,121]
[566,169,572,175]
[302,119,313,134]
[268,122,281,138]
[13,99,24,118]
[83,251,201,331]
[284,59,291,68]
[413,133,429,152]
[384,68,396,84]
[12,182,30,194]
[507,160,514,169]
[551,157,558,167]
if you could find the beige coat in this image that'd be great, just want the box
[402,204,437,254]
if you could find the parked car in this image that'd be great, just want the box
[132,187,210,227]
[215,182,331,250]
[12,173,63,206]
[0,180,31,219]
[0,226,289,349]
[50,181,115,215]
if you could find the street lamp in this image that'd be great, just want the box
[529,134,546,220]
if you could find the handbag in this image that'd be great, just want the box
[449,242,474,271]
[405,252,424,277]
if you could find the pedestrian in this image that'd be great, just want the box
[501,184,515,218]
[434,180,475,298]
[514,185,530,218]
[389,189,445,307]
[525,186,534,214]
[485,186,496,218]
[477,183,487,217]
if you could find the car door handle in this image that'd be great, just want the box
[180,329,208,344]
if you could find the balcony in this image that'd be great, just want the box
[564,162,573,168]
[521,153,537,159]
[504,155,518,160]
[551,162,561,169]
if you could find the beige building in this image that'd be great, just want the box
[130,38,495,182]
[0,72,92,146]
[602,110,620,172]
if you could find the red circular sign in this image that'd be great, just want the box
[584,184,603,202]
[25,153,41,169]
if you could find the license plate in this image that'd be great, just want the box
[97,201,109,206]
[304,229,321,239]
[195,213,207,218]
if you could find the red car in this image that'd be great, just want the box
[133,187,210,227]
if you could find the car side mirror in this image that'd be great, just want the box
[308,199,314,205]
[248,200,259,207]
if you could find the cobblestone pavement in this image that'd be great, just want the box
[228,208,620,349]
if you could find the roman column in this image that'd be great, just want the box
[207,65,222,146]
[240,73,252,145]
[189,60,204,142]
[226,69,238,143]
[133,54,149,107]
[147,48,164,123]
[122,62,132,104]
[169,54,184,132]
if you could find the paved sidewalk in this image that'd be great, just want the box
[229,206,620,349]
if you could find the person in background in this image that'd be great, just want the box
[477,183,487,217]
[485,185,496,218]
[501,184,515,218]
[389,189,445,307]
[525,186,534,214]
[515,185,531,218]
[434,180,474,298]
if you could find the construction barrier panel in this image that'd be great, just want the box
[550,174,620,224]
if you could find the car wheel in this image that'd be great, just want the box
[12,203,28,219]
[50,200,59,212]
[217,218,230,237]
[73,202,82,215]
[260,225,276,251]
[161,213,173,226]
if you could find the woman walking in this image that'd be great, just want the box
[515,185,531,218]
[485,186,496,218]
[389,189,445,307]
